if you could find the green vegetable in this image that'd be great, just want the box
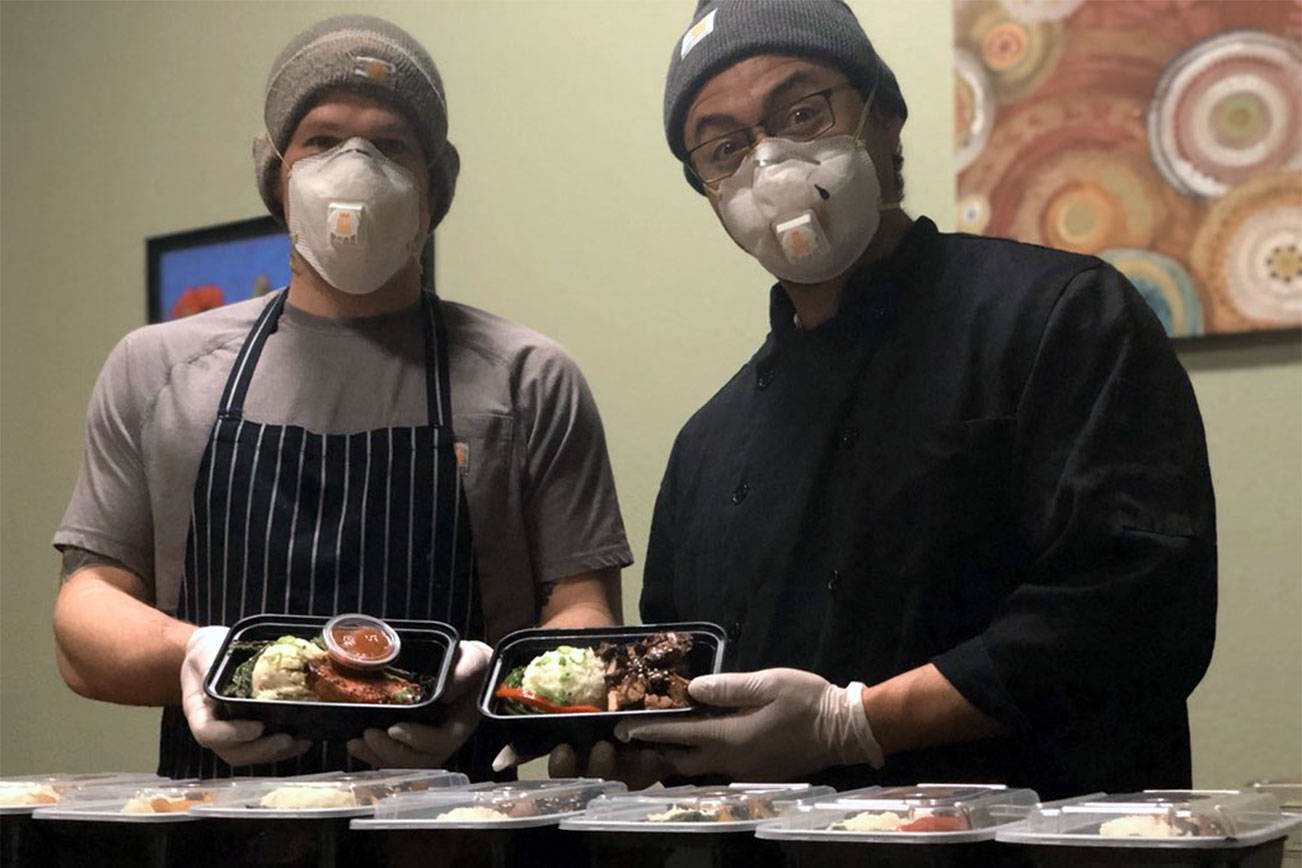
[498,665,542,715]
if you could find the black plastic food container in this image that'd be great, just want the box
[477,622,727,757]
[204,613,458,740]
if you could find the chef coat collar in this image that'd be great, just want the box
[767,216,939,344]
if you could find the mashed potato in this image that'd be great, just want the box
[520,646,605,707]
[1099,814,1181,837]
[435,806,512,822]
[258,786,356,810]
[251,636,326,701]
[836,811,904,832]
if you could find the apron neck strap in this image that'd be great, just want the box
[219,290,454,429]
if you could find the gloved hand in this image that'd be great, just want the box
[491,740,674,790]
[181,625,312,767]
[613,668,884,781]
[348,640,491,768]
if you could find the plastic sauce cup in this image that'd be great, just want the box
[323,614,401,671]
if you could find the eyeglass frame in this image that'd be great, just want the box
[684,81,875,189]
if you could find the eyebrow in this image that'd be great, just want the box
[690,70,830,143]
[296,118,414,139]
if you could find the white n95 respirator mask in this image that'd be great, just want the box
[286,137,423,296]
[715,133,886,285]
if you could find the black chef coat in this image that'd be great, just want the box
[641,217,1217,800]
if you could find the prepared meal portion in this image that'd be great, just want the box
[194,770,470,817]
[221,632,431,705]
[360,779,627,829]
[757,784,1038,844]
[494,632,693,715]
[0,774,162,810]
[121,790,216,814]
[0,783,59,806]
[996,789,1302,849]
[561,783,835,832]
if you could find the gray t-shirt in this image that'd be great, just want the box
[54,293,633,641]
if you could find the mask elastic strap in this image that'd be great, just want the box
[261,130,286,163]
[851,69,880,148]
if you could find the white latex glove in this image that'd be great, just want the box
[181,625,312,767]
[613,668,884,781]
[348,640,491,769]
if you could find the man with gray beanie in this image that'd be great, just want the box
[53,14,632,781]
[557,0,1215,799]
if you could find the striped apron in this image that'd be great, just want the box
[159,289,487,779]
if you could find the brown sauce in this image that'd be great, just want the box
[331,626,392,660]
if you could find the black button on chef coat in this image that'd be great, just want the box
[642,217,1216,800]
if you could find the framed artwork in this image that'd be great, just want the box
[146,216,290,323]
[952,0,1301,338]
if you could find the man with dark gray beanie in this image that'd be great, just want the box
[557,0,1215,799]
[53,14,632,781]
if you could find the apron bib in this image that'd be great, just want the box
[159,290,487,779]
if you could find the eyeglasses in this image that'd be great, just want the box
[686,84,861,185]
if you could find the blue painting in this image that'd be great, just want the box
[148,218,290,322]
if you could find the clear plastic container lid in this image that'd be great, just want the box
[33,782,240,824]
[353,778,628,830]
[756,783,1040,845]
[0,773,164,815]
[1250,781,1302,812]
[559,783,836,833]
[996,790,1302,850]
[190,769,470,819]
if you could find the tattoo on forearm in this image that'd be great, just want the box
[537,580,557,612]
[60,547,128,580]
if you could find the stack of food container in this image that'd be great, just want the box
[351,777,625,867]
[995,789,1302,867]
[0,772,163,867]
[560,782,834,867]
[755,783,1039,867]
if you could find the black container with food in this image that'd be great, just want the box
[203,613,458,740]
[352,778,625,868]
[995,789,1302,868]
[560,783,834,868]
[477,622,727,757]
[0,773,162,868]
[32,784,232,868]
[188,770,470,868]
[755,783,1040,868]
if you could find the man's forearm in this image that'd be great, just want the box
[538,567,622,628]
[53,566,194,705]
[862,663,1003,758]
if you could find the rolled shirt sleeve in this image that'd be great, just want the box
[517,343,633,582]
[932,265,1217,737]
[53,332,157,596]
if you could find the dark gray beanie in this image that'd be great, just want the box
[252,14,460,230]
[664,0,907,192]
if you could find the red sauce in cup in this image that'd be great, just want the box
[331,627,393,660]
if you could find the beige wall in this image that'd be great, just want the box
[2,1,1298,788]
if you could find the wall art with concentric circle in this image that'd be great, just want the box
[954,0,1302,337]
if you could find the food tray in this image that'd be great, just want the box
[560,783,834,833]
[477,622,726,756]
[756,783,1040,844]
[0,773,163,816]
[203,613,459,740]
[33,782,233,824]
[354,778,626,829]
[190,770,469,820]
[996,790,1302,867]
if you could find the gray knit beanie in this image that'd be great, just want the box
[664,0,906,193]
[253,15,460,230]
